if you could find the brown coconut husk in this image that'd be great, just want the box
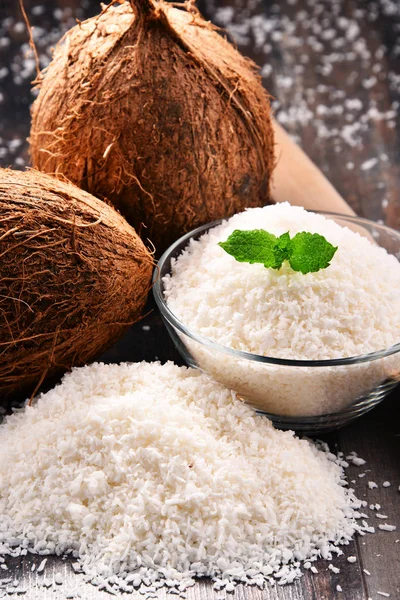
[0,168,153,400]
[30,0,275,254]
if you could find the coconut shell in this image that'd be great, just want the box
[0,168,153,399]
[30,0,275,253]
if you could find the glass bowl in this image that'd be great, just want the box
[153,213,400,434]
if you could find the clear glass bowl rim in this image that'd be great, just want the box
[153,211,400,368]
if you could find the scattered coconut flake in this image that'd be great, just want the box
[260,64,272,78]
[347,556,357,563]
[37,558,47,574]
[329,564,340,574]
[364,526,376,534]
[363,76,377,89]
[360,158,378,171]
[378,524,396,532]
[346,455,366,466]
[31,5,45,16]
[382,481,391,487]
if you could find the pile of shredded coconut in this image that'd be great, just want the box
[164,203,400,361]
[0,362,366,592]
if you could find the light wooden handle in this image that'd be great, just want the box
[271,119,355,216]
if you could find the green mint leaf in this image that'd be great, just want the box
[218,229,284,269]
[287,232,338,274]
[219,229,338,274]
[276,231,291,254]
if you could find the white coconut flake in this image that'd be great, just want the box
[378,524,396,532]
[347,455,366,466]
[329,564,340,573]
[37,558,47,573]
[360,158,379,171]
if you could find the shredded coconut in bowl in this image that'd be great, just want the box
[0,362,367,591]
[163,203,400,416]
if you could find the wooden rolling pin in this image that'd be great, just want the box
[271,119,355,216]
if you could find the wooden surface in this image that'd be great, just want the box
[0,0,399,599]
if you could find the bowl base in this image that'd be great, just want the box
[237,379,399,435]
[253,410,373,435]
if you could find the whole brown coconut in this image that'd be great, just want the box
[30,0,275,253]
[0,169,153,399]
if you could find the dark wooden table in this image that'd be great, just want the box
[0,1,399,599]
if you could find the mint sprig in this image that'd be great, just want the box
[218,230,337,274]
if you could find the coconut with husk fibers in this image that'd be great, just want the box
[30,0,275,253]
[0,168,153,399]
